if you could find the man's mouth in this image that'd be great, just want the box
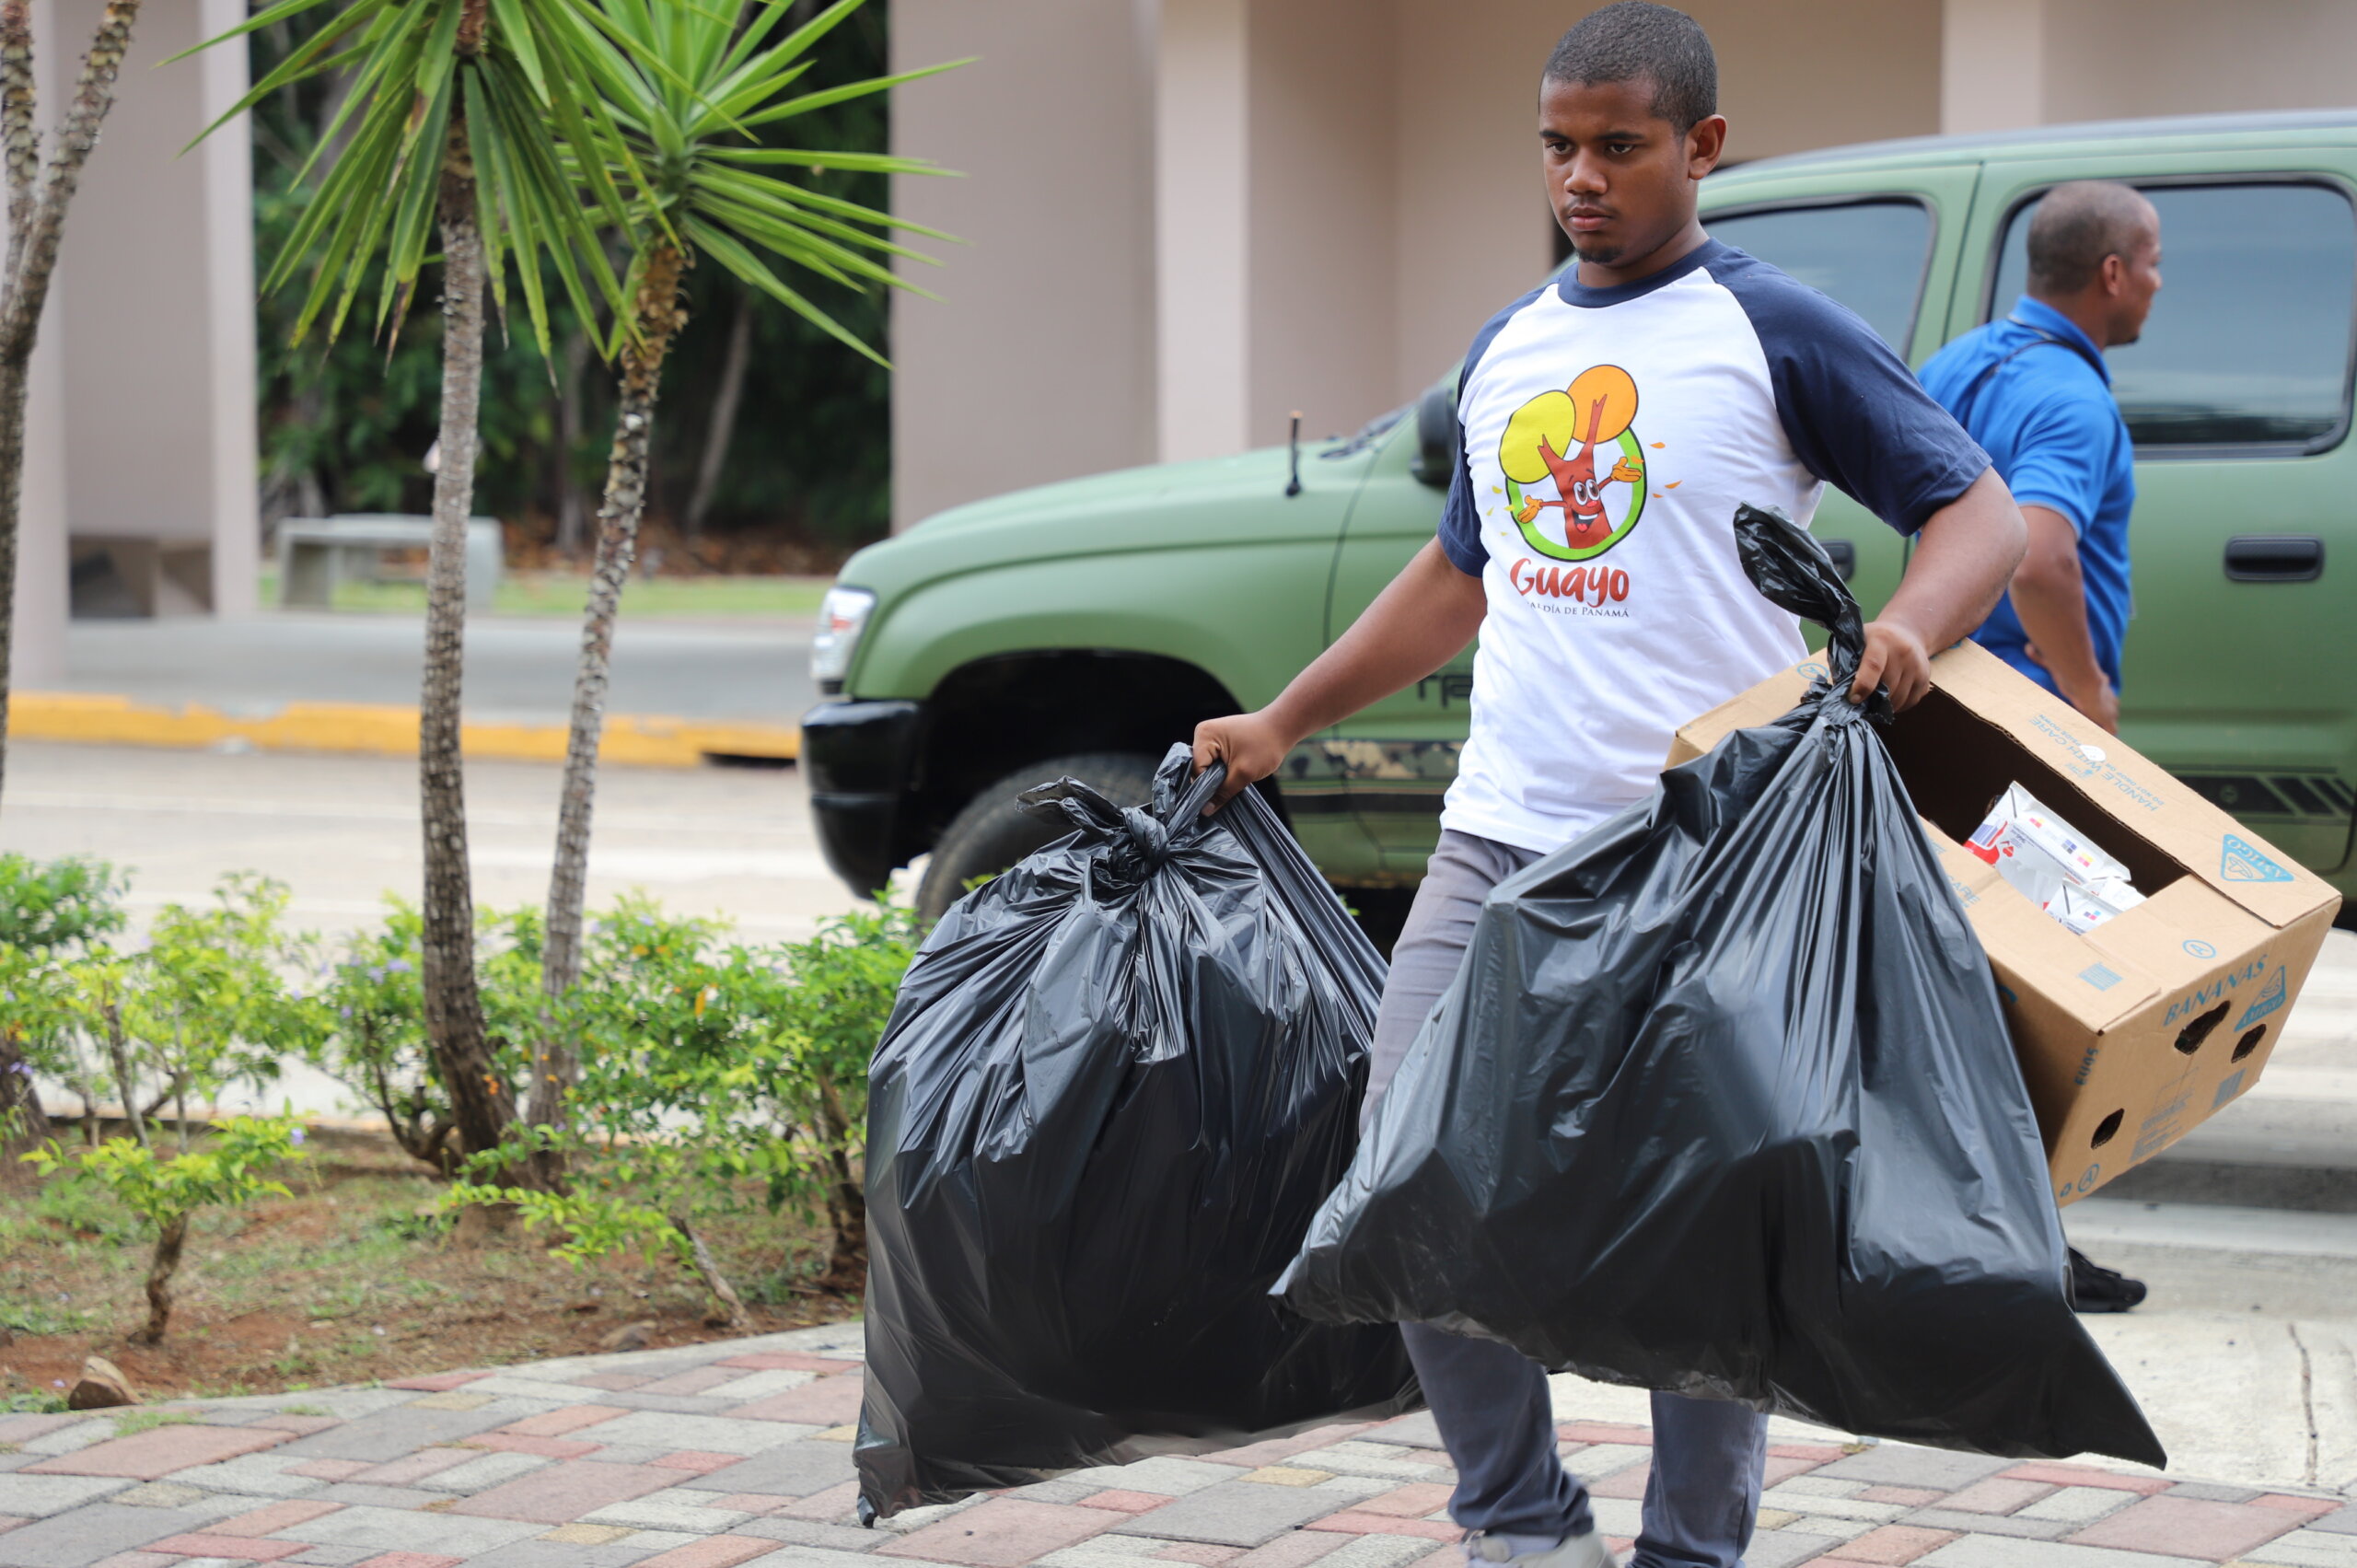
[1566,208,1613,231]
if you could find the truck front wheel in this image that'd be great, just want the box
[914,751,1162,924]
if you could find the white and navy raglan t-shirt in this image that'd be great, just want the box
[1437,238,1990,853]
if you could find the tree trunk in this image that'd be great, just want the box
[419,109,525,1179]
[0,0,141,807]
[532,245,689,1139]
[133,1211,187,1344]
[0,1028,49,1154]
[683,289,751,540]
[671,1212,749,1330]
[812,1073,865,1291]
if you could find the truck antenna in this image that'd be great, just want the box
[1285,412,1303,497]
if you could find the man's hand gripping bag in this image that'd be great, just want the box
[1279,507,2162,1467]
[855,748,1420,1521]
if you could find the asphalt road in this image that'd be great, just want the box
[57,612,821,723]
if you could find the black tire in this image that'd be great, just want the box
[914,751,1162,924]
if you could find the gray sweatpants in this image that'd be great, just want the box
[1366,830,1770,1568]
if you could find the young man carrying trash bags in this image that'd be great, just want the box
[1195,6,2161,1568]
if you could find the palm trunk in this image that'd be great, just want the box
[133,1211,187,1344]
[683,289,751,539]
[532,244,688,1137]
[419,106,523,1177]
[0,0,141,807]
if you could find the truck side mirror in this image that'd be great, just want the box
[1410,380,1458,491]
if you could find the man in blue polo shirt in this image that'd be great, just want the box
[1921,181,2162,736]
[1919,180,2162,1317]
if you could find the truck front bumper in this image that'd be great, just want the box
[801,699,925,895]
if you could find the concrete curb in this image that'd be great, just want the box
[10,691,799,768]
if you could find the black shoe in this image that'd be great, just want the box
[2068,1247,2148,1313]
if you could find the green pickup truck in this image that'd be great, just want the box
[804,110,2357,929]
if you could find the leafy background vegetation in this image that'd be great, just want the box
[248,1,895,567]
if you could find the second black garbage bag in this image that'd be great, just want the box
[856,748,1419,1522]
[1280,505,2164,1468]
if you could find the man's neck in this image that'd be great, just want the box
[2027,290,2115,352]
[1577,217,1709,290]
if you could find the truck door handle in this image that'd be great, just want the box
[2224,534,2323,582]
[1821,539,1855,582]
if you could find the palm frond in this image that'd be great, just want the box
[193,0,637,356]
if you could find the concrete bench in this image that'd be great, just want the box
[275,515,502,611]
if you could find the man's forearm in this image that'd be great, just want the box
[1850,468,2027,710]
[2008,505,2108,704]
[1883,469,2028,652]
[1260,540,1489,749]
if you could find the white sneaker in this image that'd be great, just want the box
[1466,1530,1618,1568]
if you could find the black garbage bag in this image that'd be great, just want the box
[1278,505,2164,1467]
[855,747,1421,1521]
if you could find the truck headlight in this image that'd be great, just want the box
[810,585,877,692]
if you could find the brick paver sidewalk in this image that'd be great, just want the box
[3,1323,2350,1568]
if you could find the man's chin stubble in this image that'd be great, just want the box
[1571,240,1622,265]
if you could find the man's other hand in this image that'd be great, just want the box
[1192,713,1291,811]
[1850,620,1933,712]
[2024,640,2121,733]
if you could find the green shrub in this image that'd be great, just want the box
[25,1115,307,1343]
[449,898,917,1318]
[296,902,540,1174]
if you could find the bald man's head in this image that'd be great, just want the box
[2027,182,2158,296]
[2026,181,2163,347]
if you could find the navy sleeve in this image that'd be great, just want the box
[1437,447,1486,575]
[1714,255,1991,534]
[1436,284,1550,576]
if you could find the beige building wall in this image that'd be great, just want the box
[1945,0,2357,133]
[9,0,254,682]
[889,0,1159,530]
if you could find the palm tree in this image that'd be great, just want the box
[530,0,958,1132]
[194,0,633,1179]
[0,0,144,806]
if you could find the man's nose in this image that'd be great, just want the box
[1565,151,1608,193]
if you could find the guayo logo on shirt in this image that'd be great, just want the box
[1501,364,1647,563]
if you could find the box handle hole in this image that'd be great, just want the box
[2175,1000,2230,1055]
[2232,1025,2268,1063]
[2091,1109,2124,1148]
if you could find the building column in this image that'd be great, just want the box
[1155,0,1248,462]
[201,0,258,617]
[54,0,254,622]
[1941,0,2047,134]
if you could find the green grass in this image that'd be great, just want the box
[259,568,831,621]
[110,1411,196,1437]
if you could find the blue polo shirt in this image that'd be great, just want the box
[1917,296,2135,694]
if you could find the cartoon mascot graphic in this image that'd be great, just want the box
[1499,364,1646,562]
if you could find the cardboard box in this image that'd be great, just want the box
[1667,641,2342,1205]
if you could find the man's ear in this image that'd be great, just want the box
[1685,114,1728,180]
[2098,251,2128,297]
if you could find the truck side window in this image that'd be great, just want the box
[1706,199,1933,352]
[1990,182,2357,449]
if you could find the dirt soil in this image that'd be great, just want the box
[0,1126,858,1403]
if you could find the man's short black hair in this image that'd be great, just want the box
[1543,3,1718,134]
[2026,180,2157,296]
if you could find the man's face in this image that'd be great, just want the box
[1538,75,1722,273]
[2107,209,2163,345]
